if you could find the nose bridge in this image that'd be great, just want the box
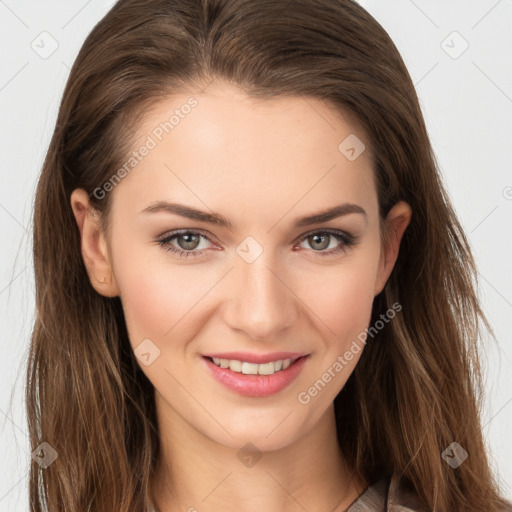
[225,246,296,340]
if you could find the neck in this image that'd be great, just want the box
[150,397,365,512]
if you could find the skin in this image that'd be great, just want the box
[71,81,411,512]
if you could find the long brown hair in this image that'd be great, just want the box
[27,0,510,510]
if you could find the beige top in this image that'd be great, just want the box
[344,472,426,511]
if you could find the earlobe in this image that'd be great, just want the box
[70,189,119,297]
[374,201,412,296]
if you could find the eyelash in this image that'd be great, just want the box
[156,228,357,259]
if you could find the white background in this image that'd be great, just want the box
[0,0,511,509]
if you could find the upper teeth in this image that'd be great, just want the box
[211,357,296,375]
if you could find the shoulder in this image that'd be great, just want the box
[386,472,428,512]
[387,474,512,512]
[347,472,512,512]
[346,472,427,512]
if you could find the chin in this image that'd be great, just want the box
[200,408,309,453]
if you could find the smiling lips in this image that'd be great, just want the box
[202,351,310,397]
[210,356,297,375]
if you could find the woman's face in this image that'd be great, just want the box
[74,82,408,451]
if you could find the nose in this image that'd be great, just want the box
[223,250,298,342]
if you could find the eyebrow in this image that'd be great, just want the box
[141,201,367,229]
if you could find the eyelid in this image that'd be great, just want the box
[156,228,218,244]
[293,227,355,245]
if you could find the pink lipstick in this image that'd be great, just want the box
[202,352,309,398]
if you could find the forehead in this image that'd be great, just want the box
[111,82,378,224]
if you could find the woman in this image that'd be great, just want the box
[27,0,512,511]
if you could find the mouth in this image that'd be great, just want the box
[202,353,310,398]
[204,355,304,375]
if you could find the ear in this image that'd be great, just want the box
[374,201,412,296]
[70,189,120,297]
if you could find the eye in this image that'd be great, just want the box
[295,229,357,257]
[156,228,357,259]
[157,230,214,258]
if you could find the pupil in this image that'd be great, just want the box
[180,234,199,250]
[311,234,329,250]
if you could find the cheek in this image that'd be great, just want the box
[111,238,213,348]
[303,252,380,348]
[118,270,217,350]
[108,207,172,345]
